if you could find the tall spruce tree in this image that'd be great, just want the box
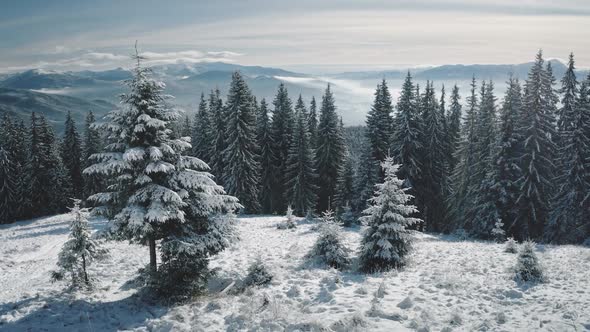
[84,50,240,296]
[209,88,227,185]
[334,150,355,214]
[516,50,558,240]
[82,111,103,199]
[466,81,498,233]
[192,93,214,164]
[0,114,27,221]
[285,96,318,215]
[419,81,447,231]
[548,55,590,243]
[471,77,523,238]
[0,147,15,223]
[61,111,84,198]
[27,113,70,217]
[447,85,462,173]
[316,85,345,211]
[222,71,261,213]
[448,77,479,231]
[270,83,295,213]
[366,79,394,179]
[392,72,423,217]
[308,96,319,148]
[256,98,274,213]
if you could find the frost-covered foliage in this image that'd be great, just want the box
[514,241,544,282]
[285,95,318,216]
[491,219,506,242]
[340,203,357,227]
[505,237,518,253]
[84,47,240,298]
[52,200,106,287]
[278,206,297,229]
[359,157,421,272]
[308,210,350,269]
[243,258,273,287]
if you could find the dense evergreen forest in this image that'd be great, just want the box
[1,50,588,244]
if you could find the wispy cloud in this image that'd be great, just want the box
[0,49,243,73]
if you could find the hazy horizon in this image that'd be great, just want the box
[2,1,590,74]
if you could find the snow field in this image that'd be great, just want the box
[1,214,589,331]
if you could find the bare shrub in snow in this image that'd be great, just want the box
[514,241,544,282]
[505,237,518,253]
[244,259,273,287]
[51,200,107,288]
[307,209,350,269]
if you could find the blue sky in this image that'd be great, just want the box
[2,0,590,73]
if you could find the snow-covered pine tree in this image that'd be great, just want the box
[340,203,356,227]
[334,150,355,215]
[359,157,421,272]
[270,83,295,213]
[209,88,227,185]
[472,77,523,239]
[82,111,104,199]
[467,81,499,236]
[0,114,24,222]
[514,241,544,283]
[448,77,479,232]
[354,142,378,214]
[256,98,275,214]
[278,205,297,229]
[61,111,84,198]
[0,147,16,224]
[222,71,260,213]
[180,115,192,138]
[308,96,319,149]
[192,93,214,164]
[285,95,318,216]
[308,208,350,269]
[491,219,506,242]
[27,113,70,217]
[366,79,394,180]
[439,84,452,188]
[52,199,105,286]
[84,49,241,296]
[548,54,590,244]
[392,72,423,220]
[516,50,558,240]
[447,85,462,173]
[316,84,346,212]
[505,237,518,253]
[419,81,447,232]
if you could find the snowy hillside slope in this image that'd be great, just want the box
[0,215,589,331]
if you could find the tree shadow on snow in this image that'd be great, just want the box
[0,292,169,332]
[7,222,70,240]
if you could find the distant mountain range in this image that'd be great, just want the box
[1,60,587,131]
[0,88,113,132]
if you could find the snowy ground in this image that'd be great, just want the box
[1,214,589,331]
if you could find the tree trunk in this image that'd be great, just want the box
[82,254,89,285]
[149,237,157,272]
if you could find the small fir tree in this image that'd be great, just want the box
[514,241,544,283]
[308,209,350,269]
[52,199,106,287]
[505,237,518,253]
[359,157,421,272]
[491,219,506,243]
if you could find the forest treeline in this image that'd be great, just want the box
[0,50,588,244]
